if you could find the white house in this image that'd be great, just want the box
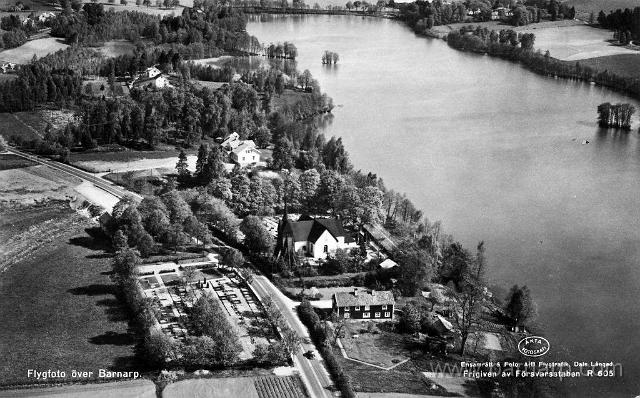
[275,215,356,260]
[230,140,261,167]
[131,74,169,89]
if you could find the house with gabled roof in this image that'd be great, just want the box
[275,214,355,260]
[230,140,261,167]
[333,288,395,320]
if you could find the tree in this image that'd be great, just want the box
[452,281,483,356]
[299,168,320,207]
[346,1,353,10]
[195,143,209,179]
[399,302,422,333]
[253,126,271,148]
[176,149,190,183]
[280,327,302,357]
[272,137,294,170]
[201,144,225,185]
[162,191,192,224]
[505,285,537,327]
[394,244,434,296]
[143,330,177,366]
[240,215,274,253]
[222,248,245,268]
[112,229,128,251]
[112,247,140,280]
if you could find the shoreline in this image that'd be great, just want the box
[416,23,640,102]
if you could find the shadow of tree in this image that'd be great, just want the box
[68,284,115,296]
[68,227,111,252]
[89,331,136,346]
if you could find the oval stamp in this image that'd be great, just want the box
[518,336,550,357]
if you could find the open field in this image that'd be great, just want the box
[0,205,138,386]
[0,37,68,64]
[0,161,81,204]
[0,112,44,141]
[521,24,639,60]
[0,153,35,170]
[576,53,640,79]
[72,152,198,173]
[0,380,157,398]
[96,40,136,58]
[163,375,308,398]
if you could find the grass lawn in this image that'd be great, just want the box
[69,149,184,163]
[0,207,138,386]
[334,346,436,395]
[576,54,640,79]
[340,321,411,368]
[271,89,314,110]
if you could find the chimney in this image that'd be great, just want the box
[353,288,358,296]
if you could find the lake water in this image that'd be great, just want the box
[248,15,640,397]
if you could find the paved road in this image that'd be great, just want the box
[6,148,142,202]
[250,275,334,398]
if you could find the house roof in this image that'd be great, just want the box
[334,289,394,307]
[285,216,345,243]
[379,259,398,269]
[363,223,397,253]
[221,132,240,148]
[231,140,259,155]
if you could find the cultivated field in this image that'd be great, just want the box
[0,157,81,204]
[0,37,68,64]
[162,375,308,398]
[0,204,138,386]
[0,380,157,398]
[577,53,640,79]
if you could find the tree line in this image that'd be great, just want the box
[445,25,640,102]
[597,7,640,43]
[398,0,575,31]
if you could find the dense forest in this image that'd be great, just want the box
[597,7,640,44]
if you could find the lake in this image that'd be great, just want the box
[248,15,640,397]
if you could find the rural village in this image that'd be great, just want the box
[0,0,638,396]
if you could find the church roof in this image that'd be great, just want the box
[284,216,346,243]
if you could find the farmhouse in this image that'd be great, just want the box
[230,140,261,167]
[333,289,395,320]
[274,215,355,260]
[131,74,169,89]
[221,133,261,167]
